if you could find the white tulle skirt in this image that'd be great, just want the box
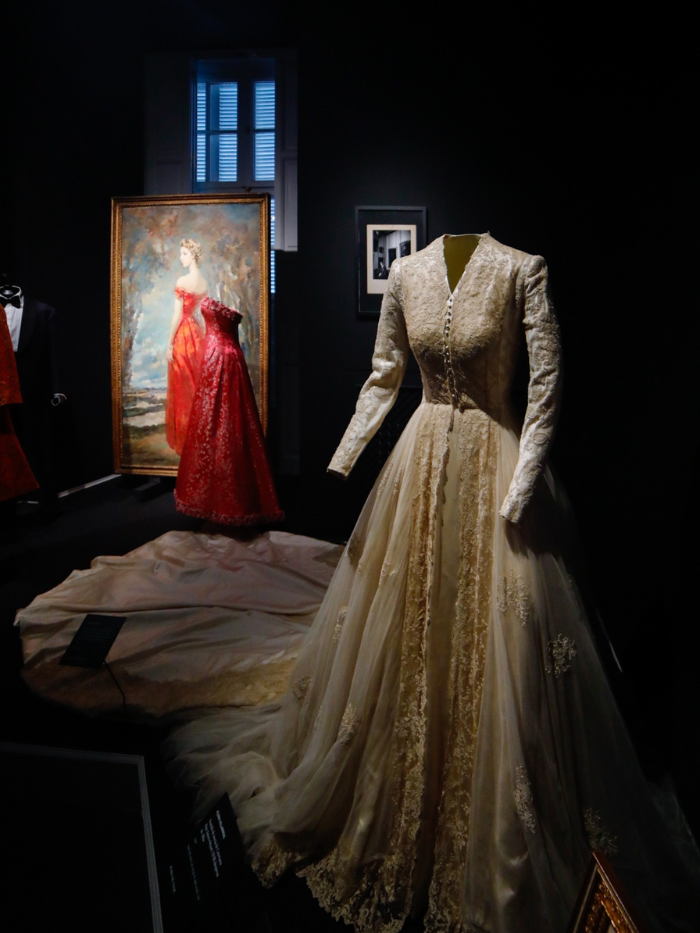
[160,402,699,933]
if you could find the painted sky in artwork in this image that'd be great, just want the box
[121,201,262,391]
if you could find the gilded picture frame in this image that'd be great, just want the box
[110,193,270,476]
[567,851,647,933]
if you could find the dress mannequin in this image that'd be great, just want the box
[1,275,65,511]
[0,302,37,508]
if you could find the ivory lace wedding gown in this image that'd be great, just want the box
[166,234,699,932]
[17,234,699,932]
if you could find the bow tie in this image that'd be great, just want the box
[1,293,21,307]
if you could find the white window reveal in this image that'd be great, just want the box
[144,51,296,254]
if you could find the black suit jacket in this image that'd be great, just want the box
[14,297,62,406]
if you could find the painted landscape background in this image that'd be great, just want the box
[118,200,263,470]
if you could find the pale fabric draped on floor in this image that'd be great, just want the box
[17,531,342,717]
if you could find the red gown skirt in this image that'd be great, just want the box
[174,298,283,526]
[165,288,205,455]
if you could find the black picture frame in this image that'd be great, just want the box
[356,206,427,318]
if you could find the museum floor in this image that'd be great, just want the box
[0,475,694,933]
[0,475,355,933]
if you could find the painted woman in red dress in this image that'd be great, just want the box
[175,298,283,526]
[165,239,206,455]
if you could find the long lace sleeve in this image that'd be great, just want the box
[500,255,562,523]
[328,262,410,478]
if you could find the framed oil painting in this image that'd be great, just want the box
[355,206,426,317]
[111,193,270,476]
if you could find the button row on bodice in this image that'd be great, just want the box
[442,295,458,408]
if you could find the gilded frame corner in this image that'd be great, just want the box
[568,851,647,933]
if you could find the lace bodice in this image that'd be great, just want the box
[201,296,243,343]
[328,234,562,523]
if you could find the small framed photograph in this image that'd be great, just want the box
[356,206,427,317]
[110,193,270,476]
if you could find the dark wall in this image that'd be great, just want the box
[5,6,696,805]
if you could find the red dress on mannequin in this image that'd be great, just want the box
[165,288,205,455]
[174,297,283,526]
[0,304,38,501]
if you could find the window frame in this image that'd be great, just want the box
[193,56,276,197]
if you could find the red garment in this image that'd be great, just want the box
[0,304,38,500]
[165,287,205,455]
[174,298,283,526]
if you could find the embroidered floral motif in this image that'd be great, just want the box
[380,560,393,582]
[496,569,531,625]
[337,704,361,747]
[584,808,618,856]
[332,607,348,643]
[346,532,364,566]
[376,469,391,497]
[514,765,537,834]
[546,634,577,676]
[292,675,311,700]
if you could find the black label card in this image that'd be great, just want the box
[166,794,244,911]
[60,614,126,668]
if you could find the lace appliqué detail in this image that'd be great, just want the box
[338,704,361,747]
[380,559,396,582]
[292,675,311,700]
[426,414,497,931]
[514,765,537,834]
[328,427,363,476]
[346,532,364,567]
[496,570,531,625]
[546,634,577,676]
[332,606,347,644]
[252,831,316,888]
[251,834,294,885]
[584,808,618,856]
[377,466,405,501]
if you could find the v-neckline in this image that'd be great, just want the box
[441,233,488,297]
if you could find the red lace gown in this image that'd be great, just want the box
[0,304,37,501]
[165,288,205,455]
[174,297,284,525]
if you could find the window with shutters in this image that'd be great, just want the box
[145,51,296,259]
[194,57,287,289]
